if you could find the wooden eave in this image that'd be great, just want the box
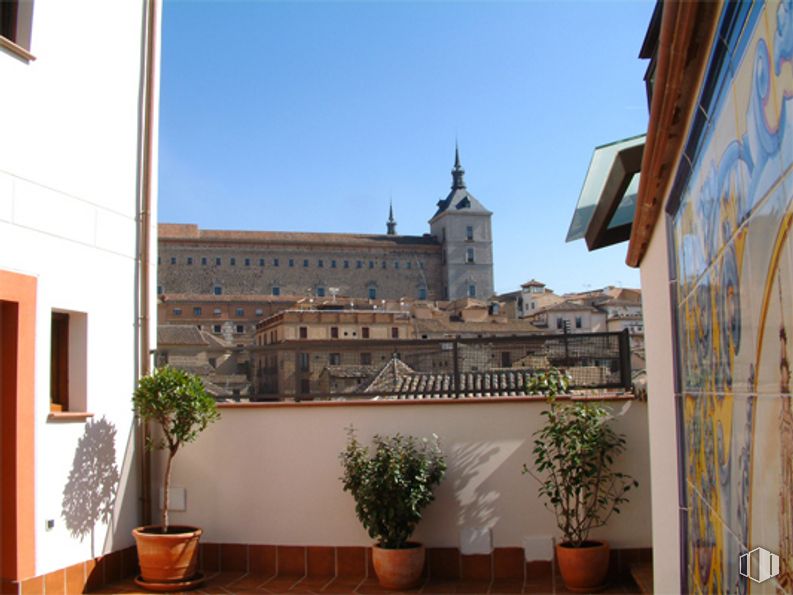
[626,1,721,268]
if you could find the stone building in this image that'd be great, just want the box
[158,149,494,302]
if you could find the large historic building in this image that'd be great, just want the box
[158,149,495,301]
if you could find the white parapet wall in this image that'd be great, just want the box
[160,398,651,550]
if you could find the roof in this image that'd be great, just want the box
[157,325,207,346]
[529,301,603,315]
[159,224,440,249]
[321,365,379,379]
[430,148,491,221]
[521,279,546,288]
[414,318,541,335]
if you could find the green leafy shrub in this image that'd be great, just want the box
[525,367,571,397]
[339,427,446,549]
[133,366,219,530]
[523,371,637,547]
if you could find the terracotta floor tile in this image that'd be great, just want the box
[357,577,423,594]
[205,572,248,587]
[522,580,553,594]
[260,575,305,593]
[227,574,273,590]
[488,578,524,594]
[455,580,490,593]
[321,577,365,593]
[419,579,458,594]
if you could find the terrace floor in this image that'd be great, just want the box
[100,571,643,594]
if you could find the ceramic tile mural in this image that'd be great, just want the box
[671,1,793,593]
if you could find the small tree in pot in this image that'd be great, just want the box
[340,427,446,589]
[523,369,638,593]
[132,367,219,589]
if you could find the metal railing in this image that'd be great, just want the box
[247,329,632,401]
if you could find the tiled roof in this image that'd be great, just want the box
[414,318,541,334]
[159,224,440,248]
[529,301,602,315]
[157,325,208,346]
[322,365,379,379]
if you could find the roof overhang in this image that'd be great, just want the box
[566,134,645,251]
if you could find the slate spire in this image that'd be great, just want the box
[451,142,466,190]
[386,199,397,235]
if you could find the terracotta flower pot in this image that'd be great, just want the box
[132,525,202,583]
[555,540,610,593]
[371,542,425,590]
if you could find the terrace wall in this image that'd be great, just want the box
[159,398,651,551]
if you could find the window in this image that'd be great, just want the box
[298,353,310,372]
[213,324,221,333]
[255,308,263,316]
[244,258,250,266]
[394,261,399,269]
[316,287,325,297]
[391,327,399,339]
[361,327,370,339]
[158,257,161,265]
[173,308,182,316]
[299,326,308,339]
[213,286,222,295]
[356,261,363,269]
[330,326,339,339]
[230,257,236,266]
[331,260,337,268]
[556,318,564,330]
[303,259,309,268]
[170,257,176,265]
[369,261,374,269]
[382,261,387,269]
[344,260,350,269]
[236,308,244,316]
[368,287,376,300]
[272,286,280,296]
[466,225,474,241]
[418,287,427,300]
[289,259,295,267]
[501,352,512,367]
[49,313,70,411]
[329,353,341,365]
[236,325,244,334]
[193,307,202,316]
[187,257,193,265]
[466,248,475,263]
[575,316,583,329]
[215,257,222,266]
[406,261,411,269]
[360,352,372,365]
[259,258,265,266]
[213,308,221,315]
[318,259,324,268]
[157,286,163,295]
[202,257,208,265]
[468,284,476,298]
[49,311,87,413]
[273,258,279,267]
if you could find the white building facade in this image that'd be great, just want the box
[0,0,160,587]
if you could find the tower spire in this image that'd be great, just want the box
[451,142,466,189]
[386,199,397,235]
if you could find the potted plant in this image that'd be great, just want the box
[339,427,446,589]
[523,368,638,593]
[132,366,220,590]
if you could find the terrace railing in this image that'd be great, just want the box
[248,329,632,401]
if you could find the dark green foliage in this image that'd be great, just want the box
[133,366,219,530]
[339,428,446,549]
[525,367,571,397]
[523,372,638,548]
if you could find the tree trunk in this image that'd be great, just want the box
[161,450,174,531]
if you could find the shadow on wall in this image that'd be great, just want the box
[449,441,501,530]
[61,416,120,558]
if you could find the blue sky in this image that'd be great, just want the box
[159,0,654,295]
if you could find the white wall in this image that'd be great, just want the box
[639,218,681,594]
[0,0,159,577]
[162,399,651,551]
